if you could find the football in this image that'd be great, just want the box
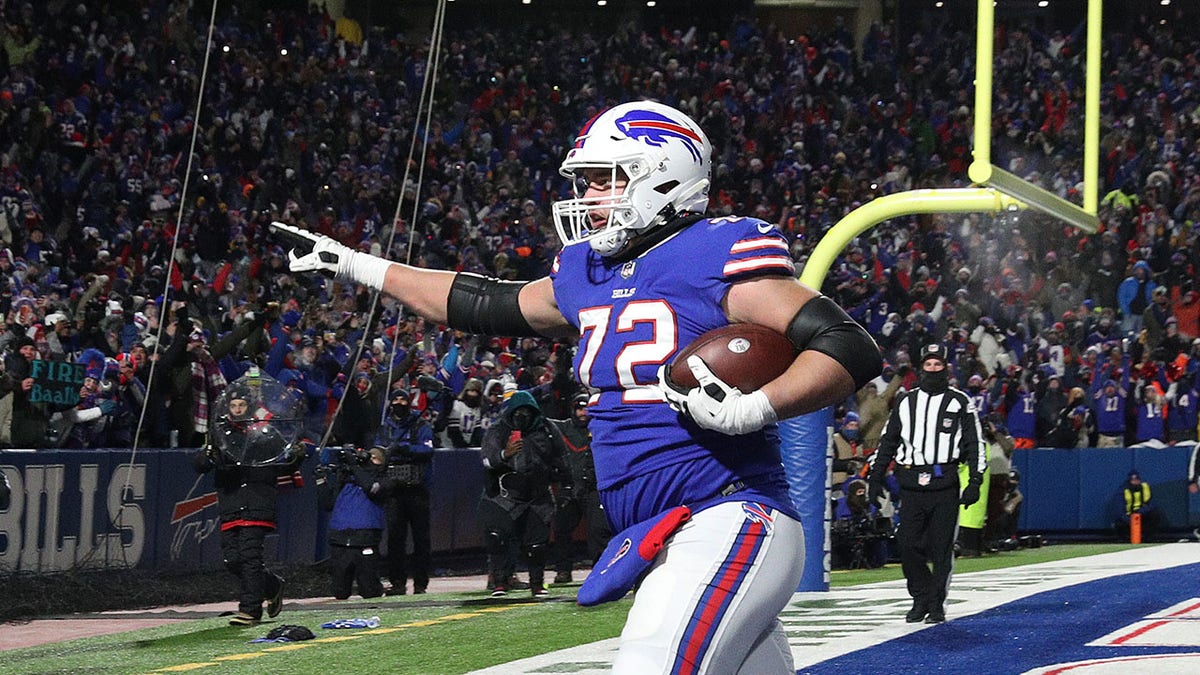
[667,323,796,392]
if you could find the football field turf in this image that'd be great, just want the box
[1,542,1184,674]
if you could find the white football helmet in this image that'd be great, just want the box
[552,101,712,257]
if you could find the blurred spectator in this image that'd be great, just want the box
[54,351,120,448]
[4,334,48,447]
[1118,262,1155,337]
[331,371,383,449]
[156,305,226,447]
[1131,377,1167,444]
[1093,379,1129,447]
[1165,367,1199,443]
[1,0,1200,457]
[1045,404,1096,449]
[856,366,904,454]
[445,377,489,448]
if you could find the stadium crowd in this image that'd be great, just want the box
[2,0,1200,462]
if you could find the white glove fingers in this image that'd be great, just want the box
[686,355,731,401]
[655,364,690,414]
[270,221,319,256]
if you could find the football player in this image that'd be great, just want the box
[274,101,879,673]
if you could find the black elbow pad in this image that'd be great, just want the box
[785,295,883,389]
[446,272,540,337]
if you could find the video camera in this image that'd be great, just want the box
[338,445,372,465]
[833,514,893,541]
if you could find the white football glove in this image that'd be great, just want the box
[270,221,391,290]
[656,355,778,436]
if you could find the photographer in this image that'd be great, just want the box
[982,414,1017,549]
[831,477,890,569]
[377,388,435,595]
[316,446,394,600]
[989,469,1024,551]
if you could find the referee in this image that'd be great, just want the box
[868,343,986,624]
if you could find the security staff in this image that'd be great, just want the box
[868,343,986,624]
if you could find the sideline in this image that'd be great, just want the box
[145,603,523,674]
[0,574,494,652]
[467,544,1200,674]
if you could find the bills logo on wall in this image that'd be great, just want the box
[0,460,146,572]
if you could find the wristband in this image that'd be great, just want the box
[342,250,392,291]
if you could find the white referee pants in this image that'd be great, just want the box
[612,500,805,675]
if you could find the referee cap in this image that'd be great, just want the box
[919,343,947,364]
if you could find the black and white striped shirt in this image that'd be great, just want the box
[870,385,987,479]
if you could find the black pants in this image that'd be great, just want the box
[479,496,553,589]
[386,487,431,592]
[220,525,282,619]
[896,486,960,613]
[330,543,385,599]
[552,490,611,574]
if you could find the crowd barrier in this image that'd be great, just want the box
[0,448,485,574]
[2,445,1197,575]
[1012,445,1200,533]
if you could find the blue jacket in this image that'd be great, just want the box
[1117,261,1157,317]
[330,483,386,532]
[325,463,391,547]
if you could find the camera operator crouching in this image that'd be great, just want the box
[831,477,892,569]
[377,389,435,595]
[317,446,395,599]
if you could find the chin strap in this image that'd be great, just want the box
[606,213,705,264]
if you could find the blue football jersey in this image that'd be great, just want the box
[551,216,799,528]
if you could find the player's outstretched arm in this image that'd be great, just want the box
[272,222,572,337]
[273,221,457,321]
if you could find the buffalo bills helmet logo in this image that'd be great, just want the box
[600,537,633,576]
[615,110,704,163]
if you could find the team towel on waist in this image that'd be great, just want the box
[577,505,691,607]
